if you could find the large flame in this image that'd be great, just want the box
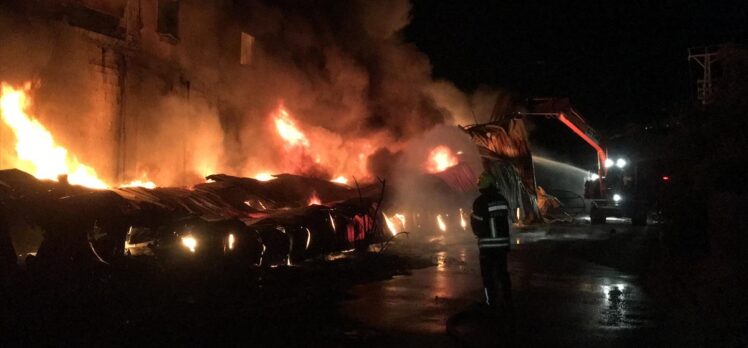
[274,104,309,148]
[0,83,109,189]
[426,145,459,173]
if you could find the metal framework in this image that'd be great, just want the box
[688,46,720,105]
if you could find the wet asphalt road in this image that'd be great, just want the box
[2,219,675,347]
[344,220,663,347]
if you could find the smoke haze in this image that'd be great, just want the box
[0,0,498,186]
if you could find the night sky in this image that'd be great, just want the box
[405,0,748,130]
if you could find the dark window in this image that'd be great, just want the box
[157,0,180,41]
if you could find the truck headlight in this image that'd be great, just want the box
[616,158,627,168]
[613,194,622,202]
[181,236,198,253]
[604,158,614,168]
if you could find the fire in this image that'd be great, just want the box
[274,105,309,148]
[383,212,398,236]
[254,172,276,181]
[426,145,459,173]
[121,179,157,189]
[264,102,374,184]
[0,83,108,189]
[394,213,406,230]
[332,176,348,184]
[459,208,467,230]
[436,214,447,232]
[308,192,321,206]
[382,212,406,236]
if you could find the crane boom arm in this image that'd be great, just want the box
[518,98,607,175]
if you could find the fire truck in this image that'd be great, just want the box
[517,98,650,225]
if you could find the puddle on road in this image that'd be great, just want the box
[599,283,656,329]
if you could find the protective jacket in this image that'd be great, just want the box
[470,190,510,250]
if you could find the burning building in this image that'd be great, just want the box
[0,0,473,188]
[0,0,493,272]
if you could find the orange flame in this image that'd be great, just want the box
[274,104,309,148]
[426,145,459,173]
[0,83,109,189]
[308,192,321,206]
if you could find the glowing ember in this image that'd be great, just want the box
[308,192,321,206]
[332,176,348,184]
[254,172,276,181]
[274,104,309,148]
[459,208,467,230]
[0,83,108,189]
[426,145,459,173]
[436,214,447,232]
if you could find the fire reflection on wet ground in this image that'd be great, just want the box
[344,221,660,346]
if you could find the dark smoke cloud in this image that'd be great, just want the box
[208,0,477,178]
[232,0,452,135]
[0,0,494,185]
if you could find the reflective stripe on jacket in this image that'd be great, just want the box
[471,190,510,250]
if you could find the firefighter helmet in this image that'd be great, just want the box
[478,171,496,191]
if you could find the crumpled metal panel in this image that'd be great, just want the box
[462,119,542,224]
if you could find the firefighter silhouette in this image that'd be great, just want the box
[470,171,512,309]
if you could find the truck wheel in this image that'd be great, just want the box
[632,214,647,226]
[590,208,606,224]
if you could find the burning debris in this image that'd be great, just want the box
[0,168,391,271]
[426,145,460,173]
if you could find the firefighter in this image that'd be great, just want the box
[471,171,512,309]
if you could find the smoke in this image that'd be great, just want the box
[0,0,492,186]
[129,95,224,186]
[374,124,482,216]
[172,0,483,183]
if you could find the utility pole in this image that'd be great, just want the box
[688,46,720,105]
